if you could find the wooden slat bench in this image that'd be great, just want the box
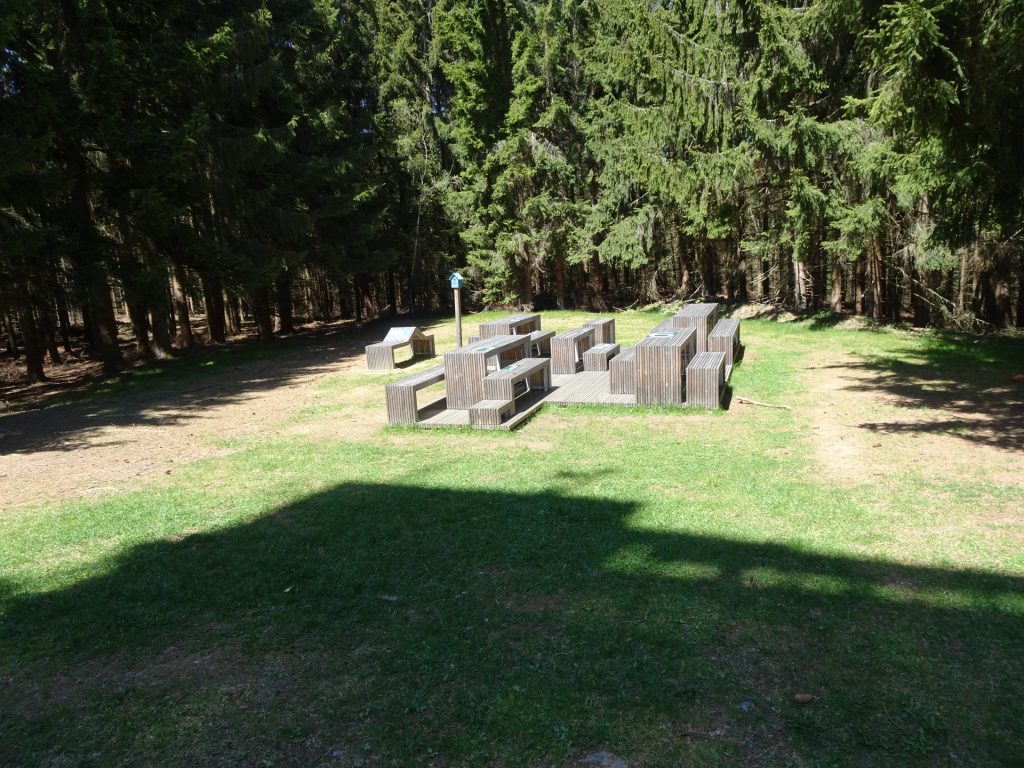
[671,303,719,353]
[583,342,620,372]
[609,346,637,394]
[708,318,741,376]
[366,327,436,370]
[686,351,726,409]
[479,313,541,338]
[384,365,446,425]
[443,335,532,409]
[469,398,516,428]
[550,327,595,374]
[585,317,616,344]
[529,329,555,356]
[482,357,551,402]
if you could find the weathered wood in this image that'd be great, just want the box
[443,335,532,409]
[635,328,697,405]
[671,303,719,353]
[609,346,637,394]
[583,342,620,372]
[550,327,596,374]
[585,317,616,344]
[384,365,446,425]
[545,372,637,406]
[366,326,436,370]
[529,329,555,356]
[479,313,541,338]
[708,318,740,375]
[482,357,551,402]
[469,398,516,428]
[686,351,726,409]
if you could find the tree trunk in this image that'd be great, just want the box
[171,264,194,349]
[201,274,227,343]
[86,278,124,372]
[911,269,931,327]
[251,288,275,342]
[1017,269,1024,327]
[126,291,154,360]
[3,310,17,356]
[275,271,294,334]
[17,302,46,383]
[149,287,175,359]
[553,254,567,309]
[52,269,73,354]
[386,268,398,317]
[830,256,844,313]
[793,259,808,311]
[982,268,1012,327]
[225,294,243,336]
[38,303,62,365]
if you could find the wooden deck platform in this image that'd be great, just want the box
[417,388,549,430]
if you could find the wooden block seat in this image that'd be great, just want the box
[686,351,726,409]
[585,317,616,344]
[550,327,595,374]
[384,365,446,425]
[482,357,551,402]
[529,329,555,356]
[635,327,697,405]
[469,398,516,428]
[609,346,637,394]
[583,342,620,372]
[708,318,741,376]
[366,327,436,370]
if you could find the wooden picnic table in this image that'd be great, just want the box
[443,334,533,409]
[550,326,596,374]
[671,303,719,352]
[478,313,542,339]
[635,328,697,405]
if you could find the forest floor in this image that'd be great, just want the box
[1,312,1022,767]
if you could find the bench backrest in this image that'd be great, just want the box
[387,364,445,390]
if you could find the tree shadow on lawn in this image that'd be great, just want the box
[822,333,1024,452]
[0,317,431,457]
[1,483,1021,767]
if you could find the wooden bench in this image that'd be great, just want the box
[482,357,551,402]
[529,329,555,356]
[384,365,446,425]
[585,317,616,344]
[708,319,740,376]
[686,351,726,409]
[583,342,620,372]
[366,327,436,370]
[469,398,516,428]
[550,327,595,374]
[609,346,637,394]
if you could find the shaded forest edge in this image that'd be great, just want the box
[3,0,1023,384]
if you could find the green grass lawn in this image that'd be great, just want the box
[1,313,1022,767]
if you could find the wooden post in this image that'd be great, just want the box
[454,286,462,348]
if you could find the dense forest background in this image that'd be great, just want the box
[2,0,1022,381]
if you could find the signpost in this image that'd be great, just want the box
[449,272,465,347]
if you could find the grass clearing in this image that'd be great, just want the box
[1,314,1022,766]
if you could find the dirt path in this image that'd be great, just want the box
[0,328,383,510]
[801,348,1024,488]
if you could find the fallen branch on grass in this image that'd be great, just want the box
[736,396,791,410]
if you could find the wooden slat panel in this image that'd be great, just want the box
[585,318,616,344]
[685,352,726,408]
[708,318,740,373]
[671,303,719,353]
[609,346,637,394]
[550,327,596,374]
[634,328,696,405]
[583,343,620,372]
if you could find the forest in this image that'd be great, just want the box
[2,0,1022,382]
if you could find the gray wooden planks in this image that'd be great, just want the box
[634,328,697,405]
[671,303,718,353]
[550,327,595,374]
[708,318,740,374]
[384,365,446,425]
[685,351,726,408]
[583,342,620,372]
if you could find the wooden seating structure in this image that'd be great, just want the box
[583,342,620,372]
[482,357,551,402]
[479,313,541,338]
[443,335,533,409]
[529,329,555,356]
[469,399,516,428]
[550,327,595,374]
[686,351,726,409]
[708,318,740,376]
[366,327,436,370]
[585,317,616,344]
[609,346,637,394]
[635,328,697,405]
[671,303,719,353]
[384,365,446,425]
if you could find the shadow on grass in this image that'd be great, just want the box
[1,484,1021,767]
[823,333,1024,452]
